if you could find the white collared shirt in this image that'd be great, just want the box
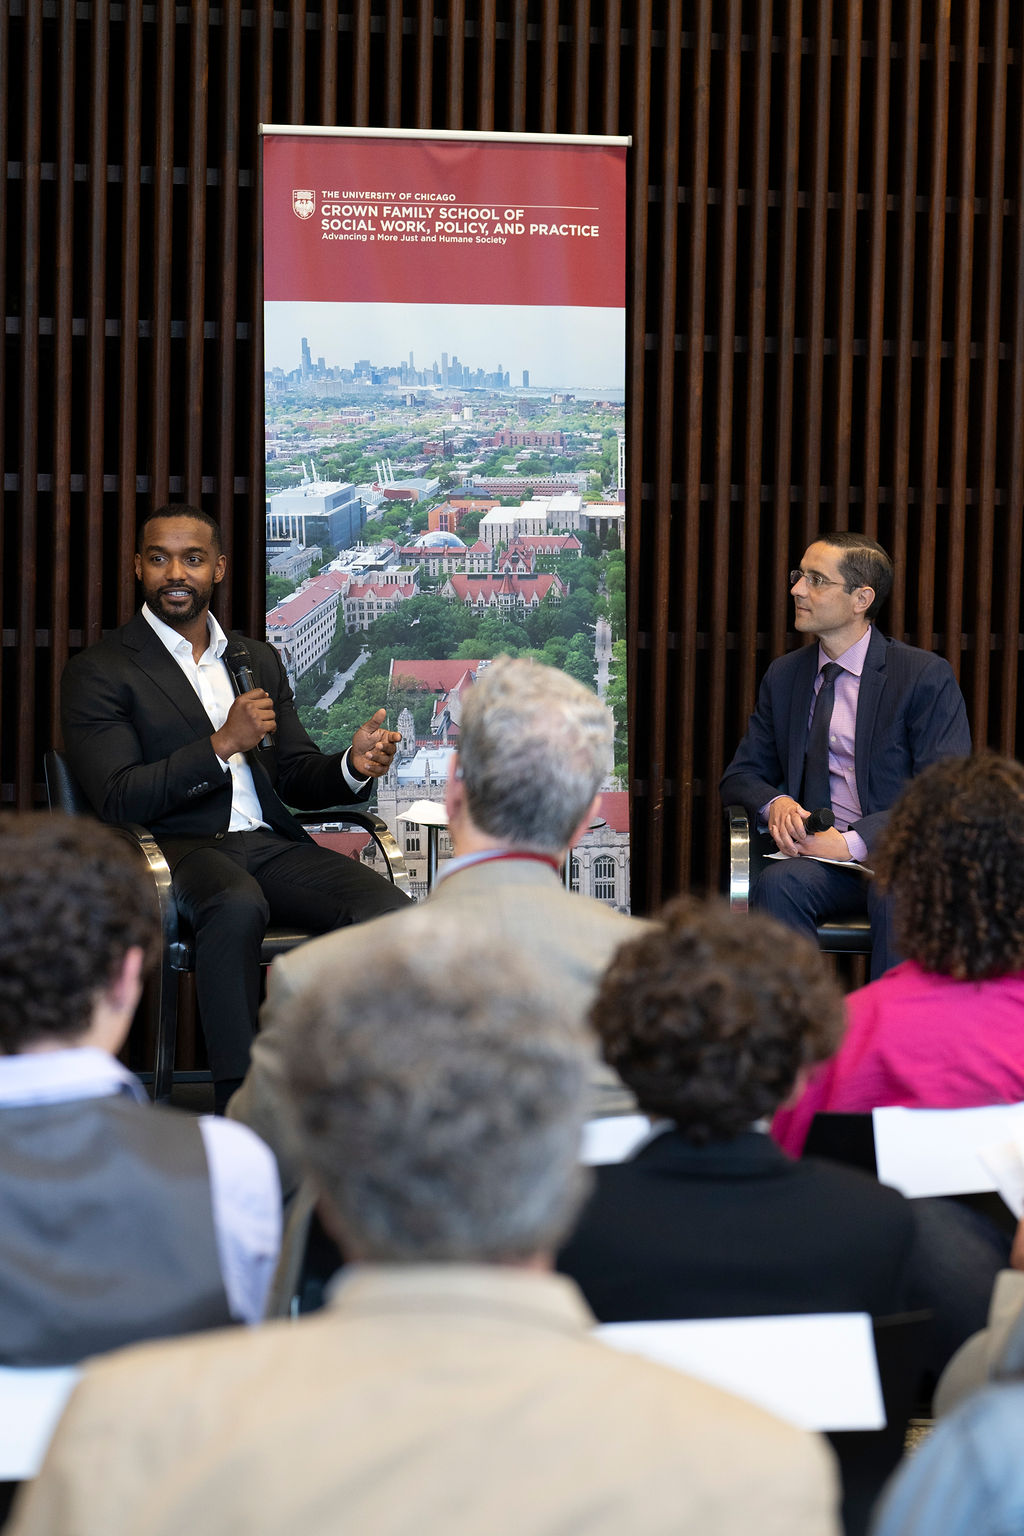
[142,604,270,831]
[142,605,368,823]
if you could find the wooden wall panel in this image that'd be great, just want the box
[3,1,1023,915]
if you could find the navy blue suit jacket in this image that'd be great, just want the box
[719,628,971,852]
[60,612,367,844]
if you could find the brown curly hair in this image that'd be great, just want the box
[874,752,1024,980]
[591,896,844,1144]
[0,814,159,1051]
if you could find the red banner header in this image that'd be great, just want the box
[263,134,626,308]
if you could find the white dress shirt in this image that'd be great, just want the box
[141,604,367,826]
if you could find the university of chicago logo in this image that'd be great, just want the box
[292,189,315,220]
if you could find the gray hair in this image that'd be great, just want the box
[458,656,612,852]
[279,912,592,1262]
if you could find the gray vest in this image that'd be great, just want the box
[0,1094,233,1365]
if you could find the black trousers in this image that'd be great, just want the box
[161,830,410,1082]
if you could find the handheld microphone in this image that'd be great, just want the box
[226,643,275,751]
[803,807,835,835]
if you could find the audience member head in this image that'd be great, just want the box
[815,530,893,621]
[280,913,592,1263]
[874,752,1024,980]
[448,655,611,855]
[591,897,844,1144]
[0,814,159,1053]
[136,503,222,554]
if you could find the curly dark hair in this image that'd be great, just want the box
[874,752,1024,980]
[591,896,844,1144]
[0,814,160,1051]
[136,503,221,553]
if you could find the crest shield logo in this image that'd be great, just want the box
[292,189,316,220]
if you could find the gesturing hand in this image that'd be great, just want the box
[351,708,402,779]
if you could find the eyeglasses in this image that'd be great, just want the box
[789,569,849,591]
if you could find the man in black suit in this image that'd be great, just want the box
[719,532,970,977]
[558,898,919,1323]
[61,505,409,1108]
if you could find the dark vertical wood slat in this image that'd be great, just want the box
[319,0,339,124]
[801,0,833,549]
[150,0,175,513]
[215,0,242,610]
[625,0,652,891]
[917,3,951,649]
[446,0,465,129]
[1001,22,1024,755]
[386,0,403,128]
[973,0,1008,743]
[288,0,307,122]
[863,0,892,533]
[708,0,742,891]
[509,3,528,133]
[246,2,275,635]
[891,0,923,637]
[185,3,210,504]
[352,0,371,124]
[85,0,110,643]
[415,0,434,128]
[945,0,979,674]
[833,0,862,529]
[646,1,682,905]
[17,0,43,805]
[571,0,591,134]
[118,0,143,622]
[739,1,773,715]
[681,0,711,888]
[51,0,76,747]
[476,0,497,131]
[539,3,559,134]
[601,0,621,135]
[771,0,803,663]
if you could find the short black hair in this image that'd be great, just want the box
[136,504,222,554]
[815,531,893,621]
[0,814,159,1050]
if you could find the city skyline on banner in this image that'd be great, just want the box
[264,301,625,394]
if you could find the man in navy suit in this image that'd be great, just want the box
[61,505,409,1108]
[720,531,970,977]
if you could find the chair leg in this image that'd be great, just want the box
[152,950,179,1103]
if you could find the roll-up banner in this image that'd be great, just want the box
[261,126,631,905]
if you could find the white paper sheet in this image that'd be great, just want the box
[596,1313,884,1431]
[765,850,874,874]
[0,1367,80,1479]
[872,1102,1024,1198]
[580,1114,651,1165]
[977,1137,1024,1219]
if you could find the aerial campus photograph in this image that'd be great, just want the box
[262,301,630,906]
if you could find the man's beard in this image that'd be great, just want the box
[151,584,212,626]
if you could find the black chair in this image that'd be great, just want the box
[44,749,410,1100]
[827,1310,934,1536]
[724,803,872,955]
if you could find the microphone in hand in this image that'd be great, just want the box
[802,807,835,835]
[226,644,275,751]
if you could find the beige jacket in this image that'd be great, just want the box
[11,1265,840,1536]
[229,856,649,1196]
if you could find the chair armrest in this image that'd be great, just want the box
[294,807,411,897]
[105,823,183,959]
[724,804,753,912]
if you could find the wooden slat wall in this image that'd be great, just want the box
[3,2,1024,914]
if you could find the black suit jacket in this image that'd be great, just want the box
[60,612,367,843]
[558,1130,917,1322]
[719,627,971,852]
